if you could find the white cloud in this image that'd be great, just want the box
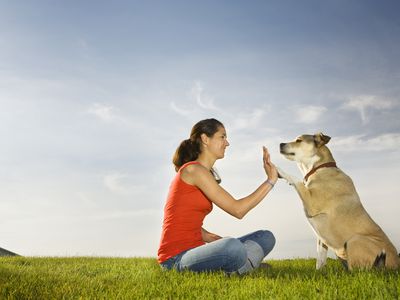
[191,81,218,110]
[87,103,117,122]
[103,172,142,196]
[332,133,400,152]
[86,103,136,128]
[170,101,192,116]
[230,107,268,130]
[293,105,327,124]
[169,81,219,116]
[341,95,395,124]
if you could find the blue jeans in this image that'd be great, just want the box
[160,230,275,273]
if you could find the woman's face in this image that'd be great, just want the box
[207,126,230,159]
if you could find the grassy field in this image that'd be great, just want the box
[0,257,399,299]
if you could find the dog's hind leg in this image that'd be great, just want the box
[373,251,386,269]
[345,235,382,270]
[338,257,348,270]
[316,239,328,270]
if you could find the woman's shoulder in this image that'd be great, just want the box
[180,162,206,175]
[180,162,209,184]
[179,161,199,171]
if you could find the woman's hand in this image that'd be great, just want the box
[201,228,222,243]
[263,146,278,184]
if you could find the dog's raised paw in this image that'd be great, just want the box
[276,167,286,178]
[277,167,294,185]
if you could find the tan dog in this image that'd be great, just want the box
[278,133,399,270]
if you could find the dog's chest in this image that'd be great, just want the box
[307,214,328,237]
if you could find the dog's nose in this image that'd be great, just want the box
[280,143,286,150]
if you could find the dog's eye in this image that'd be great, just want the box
[296,139,302,143]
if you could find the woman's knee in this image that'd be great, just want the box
[256,230,276,255]
[222,238,247,268]
[223,238,246,257]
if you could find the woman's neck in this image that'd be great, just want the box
[196,154,216,170]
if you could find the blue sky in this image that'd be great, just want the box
[1,1,399,259]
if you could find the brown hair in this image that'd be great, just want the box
[172,118,224,172]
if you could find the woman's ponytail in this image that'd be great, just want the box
[172,139,201,171]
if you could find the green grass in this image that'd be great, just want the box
[0,257,399,299]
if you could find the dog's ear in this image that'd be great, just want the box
[314,132,331,147]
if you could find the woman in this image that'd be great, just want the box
[158,118,278,274]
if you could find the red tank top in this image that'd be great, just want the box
[157,161,213,263]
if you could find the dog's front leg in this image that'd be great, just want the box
[291,182,325,218]
[277,167,300,186]
[316,239,328,270]
[278,171,322,219]
[277,167,316,212]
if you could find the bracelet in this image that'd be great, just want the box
[266,179,275,188]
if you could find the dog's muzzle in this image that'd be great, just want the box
[280,143,295,156]
[280,143,289,154]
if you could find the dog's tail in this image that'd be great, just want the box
[373,250,386,268]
